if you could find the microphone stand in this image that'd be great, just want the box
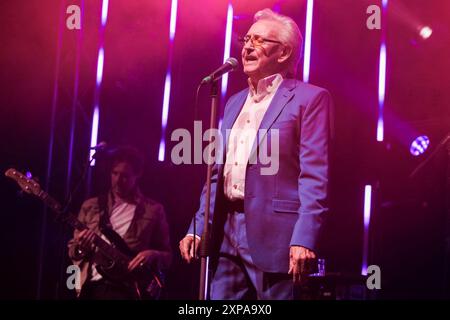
[198,80,219,300]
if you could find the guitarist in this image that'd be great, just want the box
[67,146,172,299]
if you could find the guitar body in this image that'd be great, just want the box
[94,251,164,299]
[95,253,129,284]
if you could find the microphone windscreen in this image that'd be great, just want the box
[226,57,238,68]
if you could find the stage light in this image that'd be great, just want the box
[95,48,104,86]
[158,73,172,161]
[221,3,233,98]
[169,0,178,41]
[90,0,109,166]
[101,0,109,27]
[303,0,314,83]
[362,185,372,276]
[89,106,100,164]
[410,135,430,156]
[377,0,388,142]
[377,44,386,142]
[158,0,178,161]
[419,26,432,39]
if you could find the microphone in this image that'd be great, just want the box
[90,141,117,159]
[90,141,108,151]
[201,57,239,84]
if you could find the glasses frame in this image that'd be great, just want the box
[238,34,283,47]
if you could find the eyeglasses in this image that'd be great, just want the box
[238,34,283,47]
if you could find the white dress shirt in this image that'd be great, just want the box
[223,73,283,201]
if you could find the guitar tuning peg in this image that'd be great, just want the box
[30,174,41,184]
[16,190,25,198]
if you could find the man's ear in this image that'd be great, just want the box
[278,45,293,64]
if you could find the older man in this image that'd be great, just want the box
[180,8,333,300]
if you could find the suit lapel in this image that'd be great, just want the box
[217,79,297,170]
[248,79,296,161]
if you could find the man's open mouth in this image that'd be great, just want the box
[245,55,258,62]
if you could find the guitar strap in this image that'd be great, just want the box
[98,193,111,228]
[97,193,134,257]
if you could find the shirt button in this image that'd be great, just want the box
[233,184,237,189]
[234,162,238,166]
[240,140,244,144]
[246,120,250,124]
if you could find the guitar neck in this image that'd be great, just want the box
[39,190,85,230]
[5,168,132,264]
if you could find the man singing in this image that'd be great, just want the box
[180,8,333,300]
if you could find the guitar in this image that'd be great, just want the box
[5,168,164,299]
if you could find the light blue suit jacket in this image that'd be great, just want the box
[189,79,333,273]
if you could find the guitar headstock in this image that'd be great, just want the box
[5,168,42,196]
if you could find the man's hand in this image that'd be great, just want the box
[75,229,96,252]
[128,250,157,272]
[179,235,201,264]
[288,246,316,284]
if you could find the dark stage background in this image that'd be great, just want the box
[1,0,449,299]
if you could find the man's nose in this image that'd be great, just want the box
[243,46,255,56]
[243,40,255,50]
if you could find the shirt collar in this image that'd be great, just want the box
[247,73,284,102]
[110,188,142,206]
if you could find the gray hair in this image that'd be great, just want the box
[254,8,303,78]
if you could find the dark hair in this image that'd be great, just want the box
[110,146,144,176]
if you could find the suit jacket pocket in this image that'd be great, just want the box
[272,199,300,214]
